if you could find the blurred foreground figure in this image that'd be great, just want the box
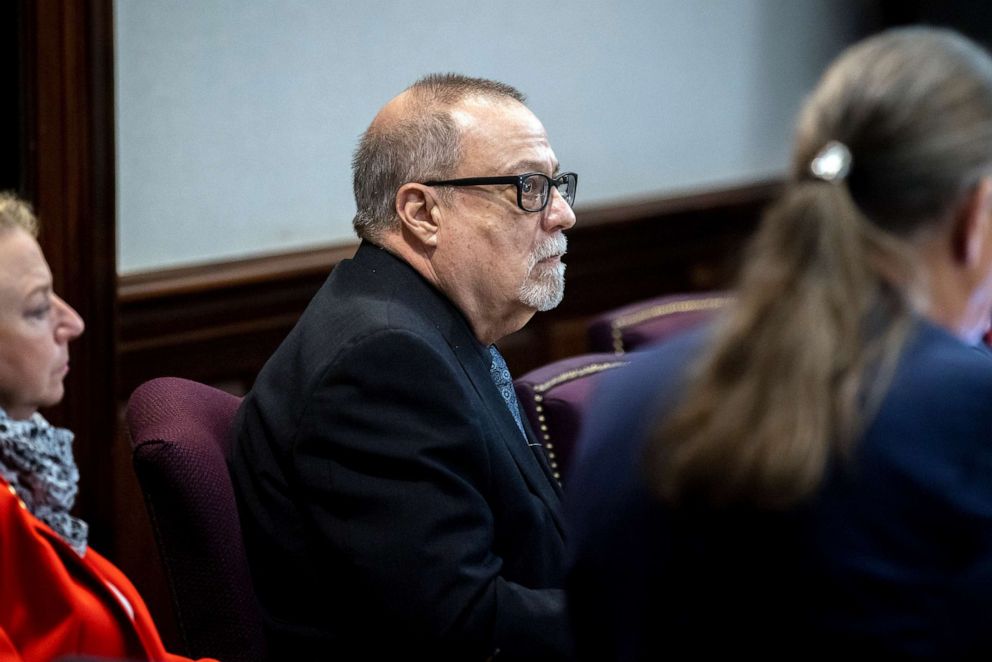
[568,27,992,660]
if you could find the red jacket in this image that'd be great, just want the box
[0,477,216,661]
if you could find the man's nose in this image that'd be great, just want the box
[543,188,576,232]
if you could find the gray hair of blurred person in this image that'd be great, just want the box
[0,193,39,238]
[649,27,992,509]
[351,73,526,243]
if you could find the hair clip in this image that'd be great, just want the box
[809,141,852,183]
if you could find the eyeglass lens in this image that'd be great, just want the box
[521,173,576,211]
[520,175,548,211]
[555,174,576,207]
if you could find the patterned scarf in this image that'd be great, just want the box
[0,407,88,555]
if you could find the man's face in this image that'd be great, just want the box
[432,98,576,333]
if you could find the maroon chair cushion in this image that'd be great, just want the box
[125,377,265,662]
[588,292,731,354]
[514,354,629,482]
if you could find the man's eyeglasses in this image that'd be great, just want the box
[423,172,578,213]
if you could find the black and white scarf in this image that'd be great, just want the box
[0,407,88,555]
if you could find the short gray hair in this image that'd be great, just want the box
[351,73,526,243]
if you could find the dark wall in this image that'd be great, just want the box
[1,1,20,192]
[875,0,992,46]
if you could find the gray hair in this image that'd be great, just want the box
[0,192,39,237]
[351,73,526,243]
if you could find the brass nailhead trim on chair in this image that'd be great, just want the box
[529,361,628,487]
[532,362,629,394]
[610,296,731,354]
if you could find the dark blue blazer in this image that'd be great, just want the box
[231,242,569,661]
[566,320,992,660]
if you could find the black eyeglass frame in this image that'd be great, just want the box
[422,172,578,213]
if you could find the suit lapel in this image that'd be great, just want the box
[356,243,566,538]
[450,339,566,538]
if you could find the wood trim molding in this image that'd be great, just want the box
[119,180,779,302]
[118,179,780,396]
[119,243,359,301]
[569,180,782,225]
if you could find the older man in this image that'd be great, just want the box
[230,74,577,660]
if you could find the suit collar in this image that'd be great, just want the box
[352,240,491,365]
[353,241,482,348]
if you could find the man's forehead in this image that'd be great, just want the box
[450,95,543,131]
[452,98,555,172]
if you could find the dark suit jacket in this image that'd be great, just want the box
[567,320,992,660]
[231,241,570,661]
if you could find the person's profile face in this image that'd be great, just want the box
[964,265,992,345]
[0,228,84,420]
[960,182,992,344]
[434,98,576,320]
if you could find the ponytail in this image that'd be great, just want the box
[647,28,992,509]
[646,180,914,509]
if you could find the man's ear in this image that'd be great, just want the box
[396,183,441,247]
[954,176,992,268]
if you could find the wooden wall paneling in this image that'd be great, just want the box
[20,0,118,550]
[118,244,358,397]
[498,181,778,373]
[118,181,780,386]
[15,0,177,643]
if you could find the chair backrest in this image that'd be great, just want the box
[588,292,731,354]
[514,353,629,482]
[125,377,266,662]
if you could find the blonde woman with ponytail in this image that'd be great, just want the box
[567,27,992,660]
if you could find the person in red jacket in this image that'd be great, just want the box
[0,192,215,662]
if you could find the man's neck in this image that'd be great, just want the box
[376,233,533,345]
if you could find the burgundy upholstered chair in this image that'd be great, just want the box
[125,377,266,662]
[514,353,629,483]
[587,291,731,354]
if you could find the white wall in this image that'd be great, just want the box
[115,0,862,273]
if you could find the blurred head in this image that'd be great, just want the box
[795,29,992,231]
[0,194,85,420]
[353,74,577,344]
[650,28,992,509]
[792,26,992,340]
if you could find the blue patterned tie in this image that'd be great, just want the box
[489,346,528,441]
